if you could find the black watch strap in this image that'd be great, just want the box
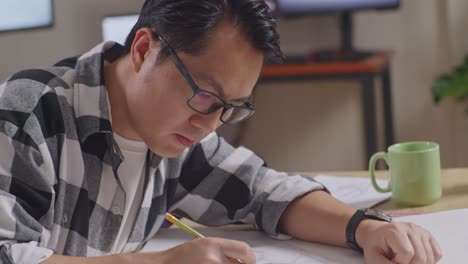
[345,209,392,254]
[346,209,367,253]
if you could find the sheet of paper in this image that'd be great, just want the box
[396,209,468,264]
[143,226,363,264]
[314,175,391,208]
[142,209,468,264]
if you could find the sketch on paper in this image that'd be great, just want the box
[143,227,363,264]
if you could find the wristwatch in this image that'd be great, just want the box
[345,209,392,254]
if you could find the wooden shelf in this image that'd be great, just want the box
[261,51,393,78]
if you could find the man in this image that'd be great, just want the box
[0,0,441,263]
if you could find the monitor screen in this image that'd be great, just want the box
[271,0,400,15]
[101,14,139,44]
[0,0,53,32]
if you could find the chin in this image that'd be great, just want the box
[150,144,186,158]
[145,134,191,158]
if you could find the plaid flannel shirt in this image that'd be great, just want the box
[0,42,326,264]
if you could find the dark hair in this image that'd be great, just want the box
[124,0,283,63]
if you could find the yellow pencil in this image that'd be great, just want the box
[165,213,206,238]
[165,213,246,264]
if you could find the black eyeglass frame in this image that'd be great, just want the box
[157,33,256,125]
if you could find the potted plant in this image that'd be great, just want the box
[432,55,468,112]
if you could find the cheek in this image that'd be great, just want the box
[128,64,197,130]
[138,82,193,127]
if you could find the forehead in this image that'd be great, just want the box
[177,20,264,100]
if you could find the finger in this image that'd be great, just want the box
[422,238,434,264]
[364,250,393,264]
[228,257,247,264]
[429,237,443,262]
[385,227,414,264]
[407,233,427,264]
[215,238,256,264]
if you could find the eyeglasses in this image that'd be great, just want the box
[157,34,255,125]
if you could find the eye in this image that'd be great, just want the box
[198,91,214,100]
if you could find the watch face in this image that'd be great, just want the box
[364,209,392,222]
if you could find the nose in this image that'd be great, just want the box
[189,108,224,134]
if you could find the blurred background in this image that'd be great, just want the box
[1,0,468,172]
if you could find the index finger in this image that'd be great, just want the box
[216,238,256,264]
[430,236,443,262]
[229,257,247,263]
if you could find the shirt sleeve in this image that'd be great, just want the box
[0,121,55,264]
[173,132,329,238]
[0,242,53,264]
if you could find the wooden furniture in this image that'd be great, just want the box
[304,168,468,213]
[260,51,394,166]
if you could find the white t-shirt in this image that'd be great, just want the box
[111,133,148,253]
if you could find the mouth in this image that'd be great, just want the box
[175,134,195,147]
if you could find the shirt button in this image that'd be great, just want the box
[63,216,68,224]
[112,206,121,215]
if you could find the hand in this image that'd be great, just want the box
[155,237,255,264]
[43,238,254,264]
[357,220,442,264]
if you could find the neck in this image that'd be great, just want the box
[104,55,142,141]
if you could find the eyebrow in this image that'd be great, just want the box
[196,72,253,103]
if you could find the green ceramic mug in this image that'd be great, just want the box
[369,141,442,206]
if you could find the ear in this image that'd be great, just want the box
[130,28,160,72]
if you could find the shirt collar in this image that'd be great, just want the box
[72,41,163,167]
[73,41,126,143]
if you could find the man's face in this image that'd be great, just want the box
[125,21,264,157]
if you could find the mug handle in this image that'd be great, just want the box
[369,152,391,193]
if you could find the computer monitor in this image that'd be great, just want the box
[101,14,139,44]
[101,0,400,55]
[0,0,53,32]
[269,0,400,15]
[266,0,400,53]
